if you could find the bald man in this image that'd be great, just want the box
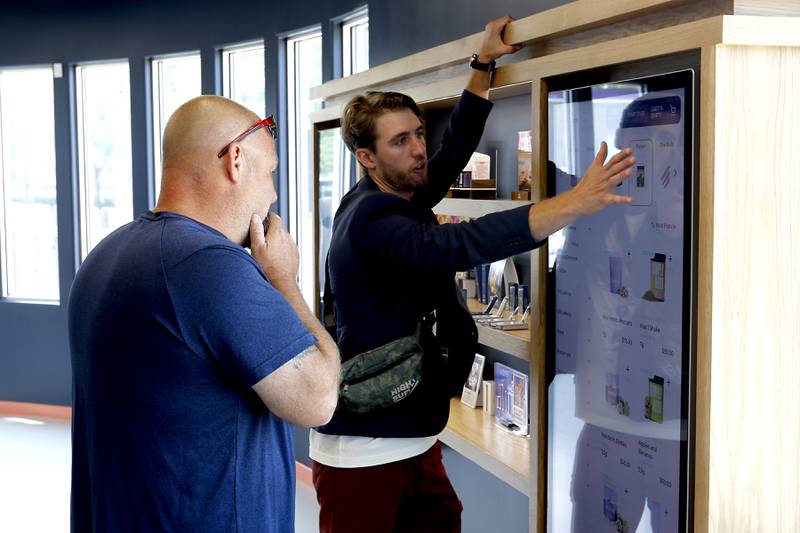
[68,96,340,533]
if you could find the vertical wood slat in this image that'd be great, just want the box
[706,44,800,533]
[529,78,550,533]
[693,43,718,533]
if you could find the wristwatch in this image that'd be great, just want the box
[469,53,496,73]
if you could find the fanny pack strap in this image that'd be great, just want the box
[322,253,337,338]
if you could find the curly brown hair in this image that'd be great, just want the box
[341,91,424,171]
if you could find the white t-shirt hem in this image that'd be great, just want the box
[309,429,440,469]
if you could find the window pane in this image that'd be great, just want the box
[76,62,133,260]
[316,127,353,306]
[0,67,59,301]
[342,13,368,77]
[222,43,265,116]
[351,20,369,75]
[151,53,201,201]
[287,31,322,307]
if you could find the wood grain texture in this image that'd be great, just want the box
[318,16,727,118]
[315,16,724,123]
[311,9,800,114]
[310,35,481,100]
[525,0,731,58]
[734,0,800,16]
[310,0,690,101]
[442,398,531,493]
[706,43,800,533]
[530,80,549,533]
[722,14,800,46]
[693,43,719,533]
[494,16,724,85]
[505,0,697,45]
[314,13,800,127]
[311,3,800,530]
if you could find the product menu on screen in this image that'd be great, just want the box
[547,71,693,533]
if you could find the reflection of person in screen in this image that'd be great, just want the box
[558,92,686,533]
[466,361,481,392]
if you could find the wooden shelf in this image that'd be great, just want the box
[440,398,531,495]
[466,298,530,360]
[433,197,530,219]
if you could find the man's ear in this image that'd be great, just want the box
[223,142,245,183]
[355,147,377,170]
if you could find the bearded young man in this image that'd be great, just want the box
[311,16,637,533]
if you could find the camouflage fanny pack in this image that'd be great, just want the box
[338,326,425,414]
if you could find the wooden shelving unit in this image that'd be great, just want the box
[465,298,530,361]
[436,198,534,361]
[440,398,530,495]
[434,197,533,493]
[312,2,800,530]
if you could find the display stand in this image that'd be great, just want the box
[311,1,800,531]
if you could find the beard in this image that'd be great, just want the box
[378,160,428,193]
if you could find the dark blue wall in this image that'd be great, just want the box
[0,1,567,530]
[0,0,570,399]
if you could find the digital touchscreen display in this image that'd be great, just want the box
[547,70,695,533]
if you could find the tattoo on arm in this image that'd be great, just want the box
[291,346,316,370]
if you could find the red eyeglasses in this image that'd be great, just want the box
[217,115,277,158]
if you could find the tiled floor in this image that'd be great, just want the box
[0,415,320,533]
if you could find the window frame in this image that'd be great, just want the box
[220,39,266,116]
[74,59,133,262]
[0,64,60,303]
[285,26,323,307]
[341,7,369,77]
[149,50,201,205]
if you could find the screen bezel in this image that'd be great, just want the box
[544,52,700,533]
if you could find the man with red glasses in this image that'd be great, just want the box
[68,95,340,533]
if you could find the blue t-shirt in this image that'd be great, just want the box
[68,211,316,532]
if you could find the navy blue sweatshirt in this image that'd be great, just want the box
[319,90,544,437]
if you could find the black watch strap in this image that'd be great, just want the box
[469,53,496,72]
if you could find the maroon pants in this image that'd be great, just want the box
[312,441,462,533]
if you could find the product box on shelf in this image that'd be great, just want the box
[494,362,529,436]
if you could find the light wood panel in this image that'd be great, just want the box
[706,43,800,533]
[524,0,732,58]
[311,12,800,120]
[504,0,698,45]
[722,14,800,46]
[441,398,531,495]
[313,16,724,128]
[311,3,800,531]
[494,16,723,85]
[310,35,481,101]
[310,0,690,101]
[735,0,800,16]
[529,79,549,533]
[693,43,719,533]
